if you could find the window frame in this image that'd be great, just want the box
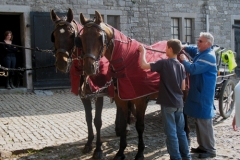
[184,18,193,43]
[169,13,196,44]
[88,9,122,30]
[171,18,180,39]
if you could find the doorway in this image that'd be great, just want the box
[0,14,24,88]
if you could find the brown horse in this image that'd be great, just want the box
[78,11,192,160]
[78,11,172,160]
[50,8,135,159]
[50,8,107,159]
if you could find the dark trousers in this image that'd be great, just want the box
[2,55,16,76]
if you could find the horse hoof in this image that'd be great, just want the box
[135,153,144,160]
[134,156,144,160]
[116,131,121,137]
[113,154,125,160]
[92,150,103,159]
[82,145,92,153]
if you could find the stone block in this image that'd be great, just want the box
[0,151,12,158]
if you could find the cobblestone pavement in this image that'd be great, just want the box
[0,89,161,152]
[0,88,239,159]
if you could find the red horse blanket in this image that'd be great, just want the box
[70,51,110,96]
[108,28,168,100]
[70,25,168,100]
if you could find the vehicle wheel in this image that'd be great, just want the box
[219,79,235,119]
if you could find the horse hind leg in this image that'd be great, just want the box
[183,90,190,141]
[92,97,104,159]
[126,101,136,135]
[81,98,94,153]
[184,114,190,141]
[115,101,133,137]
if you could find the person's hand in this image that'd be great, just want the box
[182,44,188,50]
[138,44,145,54]
[180,54,187,61]
[232,115,238,131]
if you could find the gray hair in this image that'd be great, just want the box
[199,32,214,45]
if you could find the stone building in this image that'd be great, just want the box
[0,0,239,90]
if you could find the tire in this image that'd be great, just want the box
[219,79,235,119]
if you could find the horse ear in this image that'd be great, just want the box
[66,8,73,23]
[50,9,60,22]
[80,13,87,25]
[95,11,103,24]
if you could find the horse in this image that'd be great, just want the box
[77,11,191,160]
[77,11,168,160]
[50,8,109,159]
[50,8,135,159]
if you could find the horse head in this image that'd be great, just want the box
[78,11,113,75]
[50,8,79,73]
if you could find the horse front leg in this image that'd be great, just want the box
[92,97,104,159]
[113,98,129,160]
[81,98,94,153]
[134,98,147,160]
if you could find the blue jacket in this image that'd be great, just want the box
[182,46,217,119]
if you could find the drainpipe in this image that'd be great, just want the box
[206,14,209,32]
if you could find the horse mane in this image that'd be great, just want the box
[59,16,67,21]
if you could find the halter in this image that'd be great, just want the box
[51,19,81,72]
[79,21,113,61]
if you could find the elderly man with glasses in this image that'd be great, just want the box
[180,32,217,158]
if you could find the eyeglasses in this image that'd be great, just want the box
[197,40,204,43]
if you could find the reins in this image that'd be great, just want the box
[144,47,166,53]
[0,42,55,76]
[144,46,192,61]
[0,42,54,54]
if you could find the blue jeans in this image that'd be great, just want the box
[161,105,191,160]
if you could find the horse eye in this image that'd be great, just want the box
[99,35,103,41]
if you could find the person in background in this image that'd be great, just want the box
[180,32,217,158]
[232,80,240,131]
[0,31,18,89]
[139,39,191,160]
[232,115,238,131]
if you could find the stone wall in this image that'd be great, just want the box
[1,0,240,49]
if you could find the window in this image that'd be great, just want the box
[107,15,120,30]
[169,13,196,44]
[185,18,192,43]
[90,14,120,30]
[171,18,179,39]
[88,9,122,31]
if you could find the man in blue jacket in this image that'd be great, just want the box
[180,32,217,158]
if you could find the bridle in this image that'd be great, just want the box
[78,21,113,62]
[51,19,80,72]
